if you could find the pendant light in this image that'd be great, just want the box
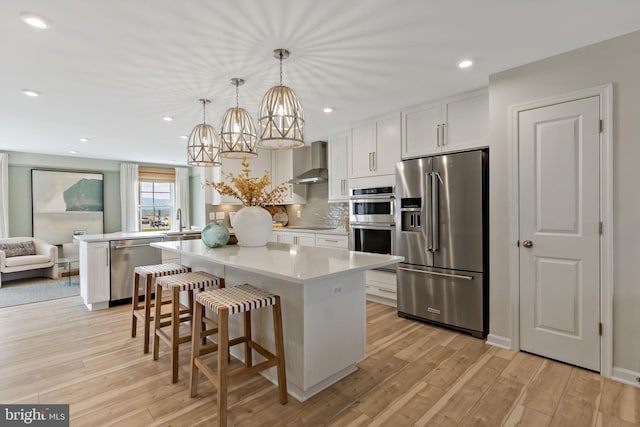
[187,99,221,166]
[258,48,305,149]
[219,78,258,158]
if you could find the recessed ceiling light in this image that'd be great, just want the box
[167,160,176,163]
[180,135,188,140]
[323,107,333,113]
[457,59,474,69]
[69,150,78,154]
[21,89,40,97]
[20,13,51,30]
[163,116,173,122]
[79,138,90,142]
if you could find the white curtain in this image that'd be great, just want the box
[120,163,139,232]
[0,153,9,238]
[174,167,190,231]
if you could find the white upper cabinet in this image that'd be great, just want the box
[402,101,441,158]
[271,149,306,204]
[212,149,272,205]
[349,112,401,178]
[349,122,374,178]
[328,132,349,202]
[443,89,489,152]
[401,88,488,159]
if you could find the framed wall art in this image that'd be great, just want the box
[31,169,104,245]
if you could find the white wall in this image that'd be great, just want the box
[488,30,640,374]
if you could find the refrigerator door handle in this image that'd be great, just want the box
[398,266,474,280]
[425,172,433,252]
[431,172,440,251]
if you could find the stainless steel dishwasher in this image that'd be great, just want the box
[109,238,162,305]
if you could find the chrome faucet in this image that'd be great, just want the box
[176,208,185,231]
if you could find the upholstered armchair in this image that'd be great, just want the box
[0,237,58,287]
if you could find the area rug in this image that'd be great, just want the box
[0,275,80,308]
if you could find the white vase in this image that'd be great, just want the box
[232,206,272,247]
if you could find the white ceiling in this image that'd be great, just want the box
[2,0,640,166]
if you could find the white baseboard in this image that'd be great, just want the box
[486,333,511,350]
[612,367,640,387]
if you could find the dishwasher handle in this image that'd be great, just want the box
[112,242,154,249]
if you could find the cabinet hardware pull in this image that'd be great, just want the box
[436,124,441,147]
[398,266,473,280]
[323,239,339,243]
[441,123,446,146]
[105,247,109,266]
[378,287,397,294]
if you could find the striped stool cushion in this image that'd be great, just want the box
[196,284,277,315]
[134,263,190,278]
[156,271,223,292]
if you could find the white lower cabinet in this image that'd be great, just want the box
[79,241,110,310]
[272,230,316,246]
[365,270,397,307]
[315,234,348,249]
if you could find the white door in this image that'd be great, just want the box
[519,96,601,371]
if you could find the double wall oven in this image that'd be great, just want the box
[349,186,395,270]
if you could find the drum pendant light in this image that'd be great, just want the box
[219,78,258,158]
[257,48,305,149]
[187,99,221,166]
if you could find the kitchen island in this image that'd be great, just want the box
[152,240,403,402]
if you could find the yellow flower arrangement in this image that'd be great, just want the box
[206,158,288,207]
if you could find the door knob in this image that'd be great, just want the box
[522,240,533,248]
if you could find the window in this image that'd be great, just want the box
[138,167,175,232]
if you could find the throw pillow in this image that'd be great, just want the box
[0,241,37,257]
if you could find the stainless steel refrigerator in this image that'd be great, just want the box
[395,149,488,338]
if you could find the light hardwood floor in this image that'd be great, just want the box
[1,296,638,426]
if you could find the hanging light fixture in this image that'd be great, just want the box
[219,78,258,158]
[258,48,305,149]
[187,99,221,166]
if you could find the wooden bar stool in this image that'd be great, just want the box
[131,263,191,353]
[153,271,225,383]
[190,284,287,427]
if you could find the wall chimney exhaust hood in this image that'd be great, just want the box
[289,140,328,184]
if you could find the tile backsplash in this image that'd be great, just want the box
[206,183,348,229]
[285,183,348,229]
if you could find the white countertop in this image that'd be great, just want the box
[152,240,402,284]
[73,229,202,243]
[73,226,346,243]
